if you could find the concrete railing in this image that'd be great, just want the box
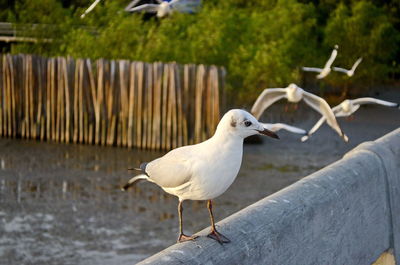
[138,128,400,265]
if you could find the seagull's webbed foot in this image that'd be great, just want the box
[177,233,198,243]
[207,229,230,244]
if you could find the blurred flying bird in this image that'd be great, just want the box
[302,45,338,79]
[332,57,363,77]
[122,109,279,244]
[125,0,200,18]
[251,83,348,142]
[302,97,399,142]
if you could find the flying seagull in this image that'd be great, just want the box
[332,57,363,77]
[260,123,307,135]
[122,109,279,244]
[80,0,102,18]
[251,83,348,142]
[302,45,338,79]
[302,97,399,142]
[125,0,200,18]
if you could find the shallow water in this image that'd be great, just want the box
[0,103,399,264]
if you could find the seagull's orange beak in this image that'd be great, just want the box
[257,128,279,139]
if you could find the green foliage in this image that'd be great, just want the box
[324,1,400,84]
[2,0,400,104]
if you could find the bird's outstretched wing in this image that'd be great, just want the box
[250,88,287,119]
[332,67,349,74]
[81,0,102,18]
[170,0,200,12]
[350,57,363,73]
[301,116,327,142]
[125,3,159,13]
[262,123,306,135]
[302,67,322,73]
[323,48,338,69]
[351,97,399,108]
[302,91,348,142]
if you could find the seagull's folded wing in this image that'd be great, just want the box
[351,97,398,107]
[302,67,322,73]
[302,91,346,140]
[125,3,159,13]
[146,146,193,188]
[250,88,286,119]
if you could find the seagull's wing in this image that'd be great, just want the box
[323,48,338,69]
[301,116,327,142]
[302,67,322,73]
[250,88,287,119]
[350,57,363,72]
[170,0,200,13]
[145,146,194,188]
[125,3,159,13]
[262,123,306,135]
[351,97,399,108]
[80,0,102,18]
[332,67,349,74]
[302,91,347,141]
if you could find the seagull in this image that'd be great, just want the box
[302,45,338,79]
[80,0,101,18]
[261,123,306,135]
[301,97,400,142]
[122,109,279,244]
[125,0,200,18]
[250,83,348,142]
[332,57,363,77]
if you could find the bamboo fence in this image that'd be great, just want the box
[0,54,225,150]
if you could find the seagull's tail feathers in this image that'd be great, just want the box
[121,174,149,191]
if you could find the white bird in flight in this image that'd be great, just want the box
[302,97,399,142]
[261,123,306,135]
[332,57,363,77]
[125,0,200,18]
[122,109,279,244]
[251,83,348,142]
[302,45,338,79]
[80,0,101,18]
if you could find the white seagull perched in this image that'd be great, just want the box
[122,109,279,244]
[125,0,200,18]
[251,83,348,142]
[261,123,307,135]
[80,0,101,18]
[302,97,400,142]
[302,45,338,79]
[332,57,363,77]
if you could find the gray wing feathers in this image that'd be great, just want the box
[351,97,398,107]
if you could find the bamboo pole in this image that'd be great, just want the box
[145,63,154,149]
[169,64,177,149]
[152,62,162,150]
[78,60,84,143]
[175,64,184,147]
[106,60,115,146]
[136,62,144,149]
[127,62,135,148]
[29,55,35,138]
[194,65,204,143]
[161,64,169,150]
[9,55,16,138]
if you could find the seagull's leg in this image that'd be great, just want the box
[293,103,298,111]
[177,200,198,243]
[207,200,230,244]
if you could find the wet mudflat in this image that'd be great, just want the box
[0,101,399,264]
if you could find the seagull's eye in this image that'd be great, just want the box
[244,121,252,127]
